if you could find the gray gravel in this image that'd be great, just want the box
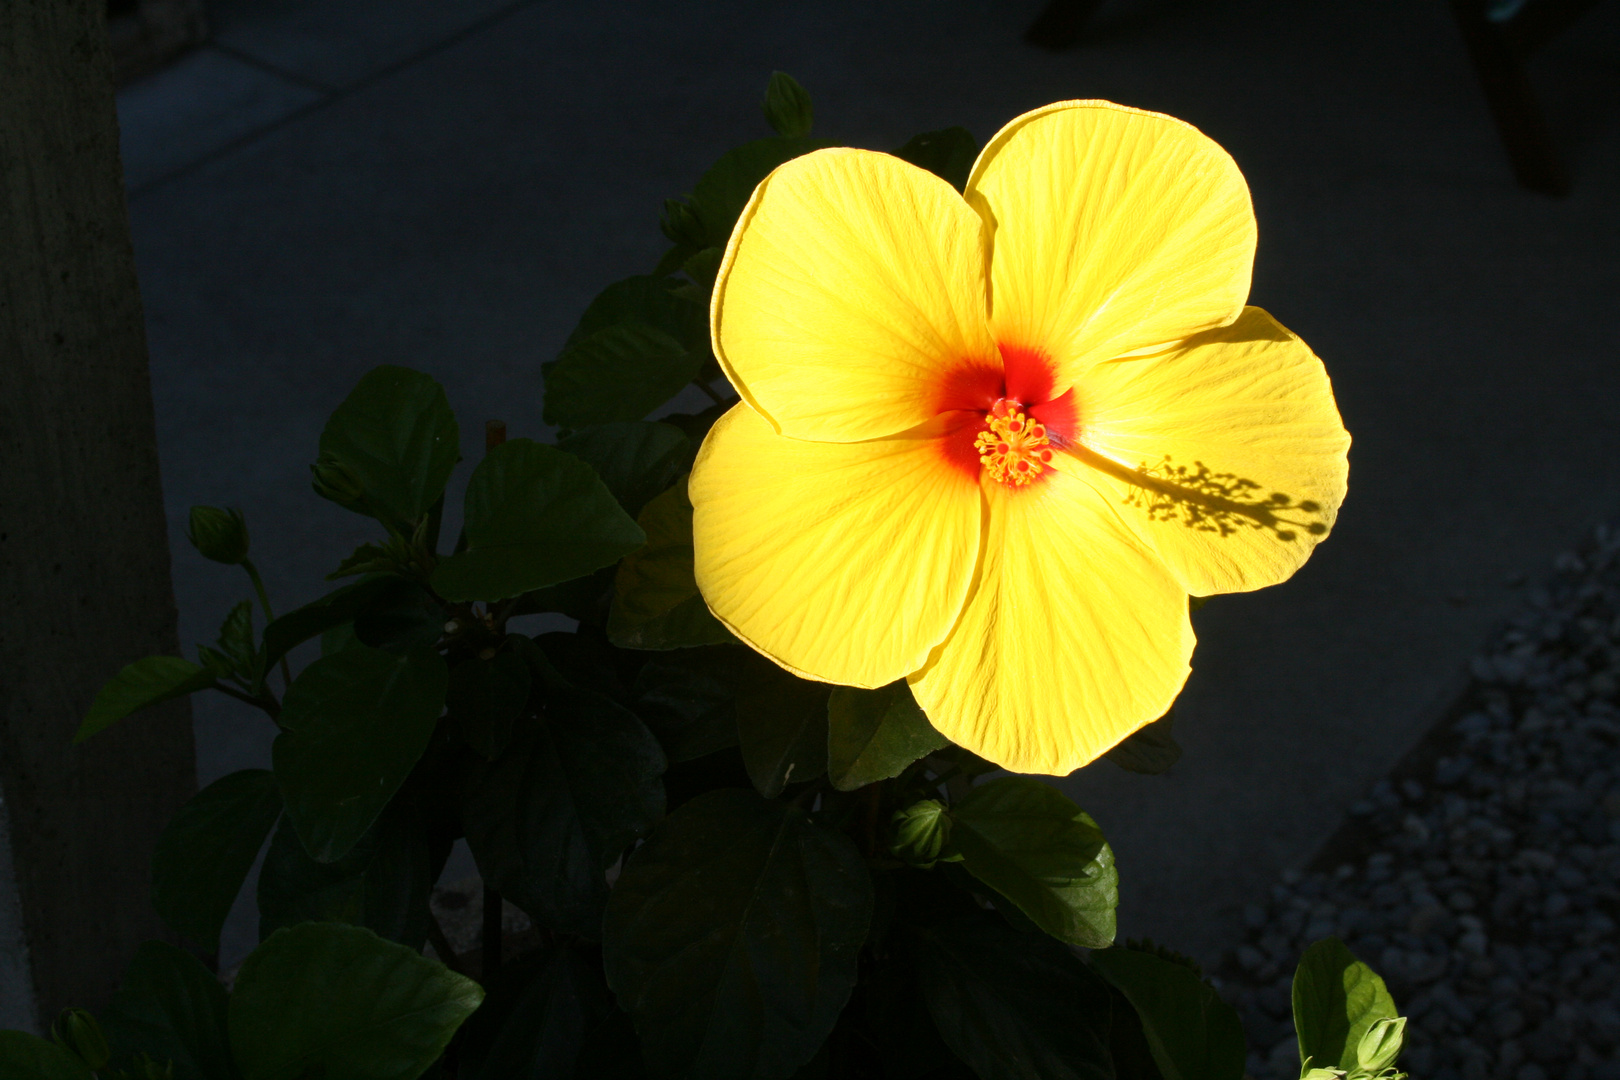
[1216,522,1620,1080]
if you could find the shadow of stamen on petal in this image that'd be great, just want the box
[1072,447,1329,542]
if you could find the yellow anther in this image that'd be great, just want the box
[974,404,1054,486]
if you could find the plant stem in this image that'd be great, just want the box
[482,885,503,979]
[692,378,725,406]
[213,681,280,720]
[242,558,294,688]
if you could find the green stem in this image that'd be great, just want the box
[213,681,280,721]
[241,559,294,689]
[693,378,725,406]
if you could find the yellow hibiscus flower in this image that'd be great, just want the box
[688,100,1350,775]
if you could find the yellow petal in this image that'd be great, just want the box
[690,404,982,688]
[1074,307,1351,595]
[713,148,998,442]
[908,465,1194,775]
[966,101,1256,385]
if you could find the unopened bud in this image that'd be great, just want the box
[660,198,705,249]
[51,1007,110,1071]
[1355,1015,1406,1074]
[186,506,250,565]
[310,453,367,512]
[763,71,813,138]
[890,799,953,868]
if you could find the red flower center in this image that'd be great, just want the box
[935,344,1079,486]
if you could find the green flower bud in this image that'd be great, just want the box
[51,1007,110,1071]
[763,71,813,138]
[185,505,249,565]
[1355,1015,1406,1074]
[890,798,953,868]
[660,198,706,249]
[310,453,368,513]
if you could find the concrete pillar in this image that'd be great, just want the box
[0,0,197,1021]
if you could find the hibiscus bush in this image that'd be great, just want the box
[4,74,1402,1080]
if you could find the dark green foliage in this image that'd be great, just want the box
[734,660,831,798]
[258,575,405,680]
[432,439,645,602]
[603,790,872,1080]
[631,646,751,763]
[455,944,631,1080]
[1291,937,1400,1074]
[558,422,692,519]
[256,798,443,950]
[607,477,732,650]
[228,924,482,1080]
[0,1032,93,1080]
[150,769,282,953]
[101,943,236,1080]
[447,650,531,760]
[949,777,1118,948]
[1089,947,1245,1080]
[77,656,216,742]
[272,642,448,862]
[461,684,665,936]
[909,913,1114,1080]
[827,681,948,791]
[312,365,460,529]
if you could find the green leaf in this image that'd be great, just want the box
[1104,710,1182,775]
[214,600,257,676]
[543,323,705,428]
[151,769,282,952]
[462,688,666,935]
[353,578,444,653]
[949,777,1118,948]
[827,681,948,791]
[603,789,872,1080]
[560,274,707,354]
[431,439,645,603]
[909,912,1113,1080]
[101,941,236,1080]
[229,922,482,1080]
[558,422,691,519]
[1088,947,1245,1080]
[687,136,823,248]
[328,541,396,580]
[892,128,979,193]
[272,643,448,862]
[78,656,215,742]
[607,477,731,650]
[762,71,814,138]
[256,804,439,949]
[735,662,830,798]
[448,651,532,760]
[316,365,461,527]
[630,646,750,763]
[258,575,403,681]
[456,943,622,1080]
[1292,937,1399,1074]
[0,1032,93,1080]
